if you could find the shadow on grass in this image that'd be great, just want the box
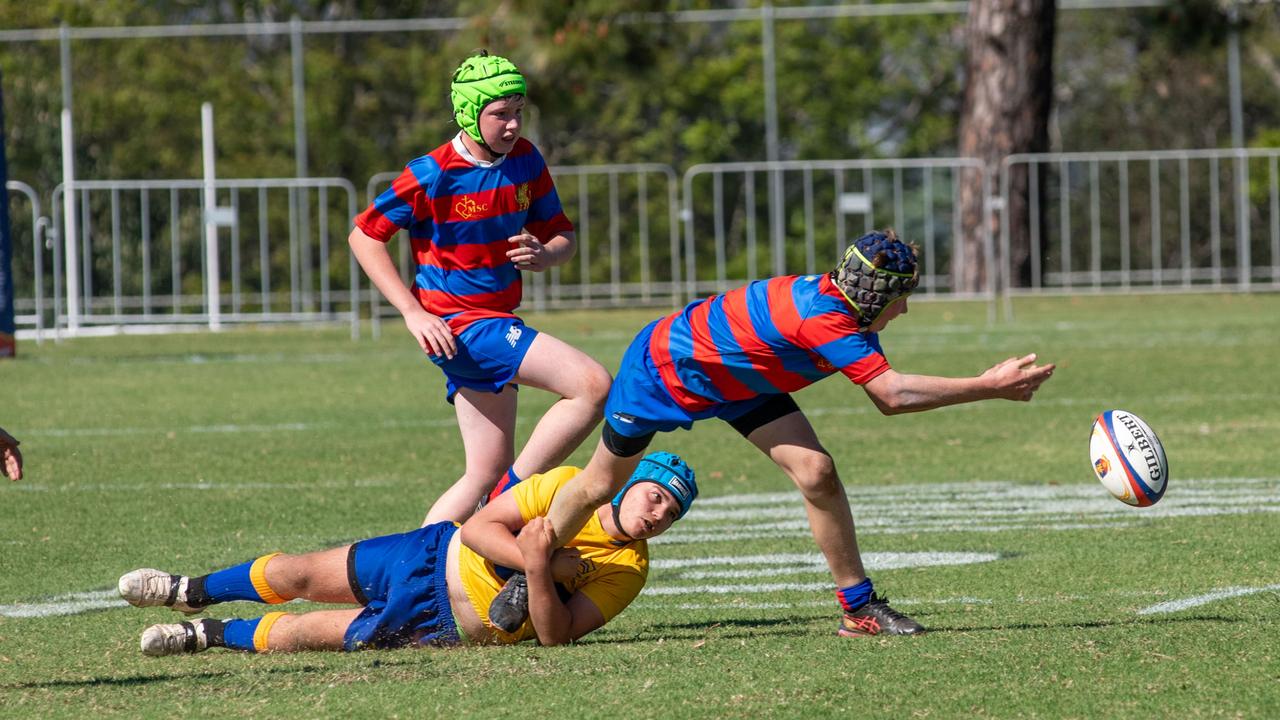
[586,615,825,643]
[3,671,234,691]
[597,611,1260,642]
[931,613,1245,633]
[1,657,422,691]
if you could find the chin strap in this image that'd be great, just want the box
[609,504,636,544]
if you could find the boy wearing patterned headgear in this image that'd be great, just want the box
[348,51,612,524]
[494,229,1055,638]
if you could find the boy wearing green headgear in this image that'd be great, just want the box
[349,52,611,524]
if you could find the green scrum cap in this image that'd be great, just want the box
[450,51,527,148]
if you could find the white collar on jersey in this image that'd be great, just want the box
[452,132,508,169]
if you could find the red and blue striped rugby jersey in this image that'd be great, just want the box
[648,273,891,412]
[355,136,573,332]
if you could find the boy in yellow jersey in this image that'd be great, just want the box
[117,453,696,654]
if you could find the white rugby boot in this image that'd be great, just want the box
[140,621,211,656]
[118,568,204,614]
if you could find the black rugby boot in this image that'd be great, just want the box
[488,572,529,633]
[838,594,926,637]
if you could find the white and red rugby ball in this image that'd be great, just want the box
[1090,410,1169,507]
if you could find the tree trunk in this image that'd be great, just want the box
[956,0,1055,294]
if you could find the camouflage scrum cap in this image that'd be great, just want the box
[450,51,527,147]
[832,229,920,329]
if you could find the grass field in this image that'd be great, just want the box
[1,293,1278,719]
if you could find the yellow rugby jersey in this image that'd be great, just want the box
[458,466,649,643]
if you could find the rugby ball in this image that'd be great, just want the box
[1090,410,1169,507]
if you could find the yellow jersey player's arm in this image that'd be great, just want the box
[516,516,608,645]
[459,489,526,571]
[459,471,585,584]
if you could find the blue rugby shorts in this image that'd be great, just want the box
[428,316,539,403]
[603,320,779,438]
[343,522,460,650]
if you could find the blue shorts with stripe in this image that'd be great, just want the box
[603,320,778,438]
[429,316,538,403]
[343,522,459,651]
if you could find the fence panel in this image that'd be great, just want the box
[680,158,992,305]
[6,180,52,340]
[1000,149,1280,296]
[48,178,360,336]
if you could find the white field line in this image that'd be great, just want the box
[633,589,1180,612]
[652,477,1280,544]
[12,478,405,493]
[673,566,830,580]
[28,350,365,366]
[634,597,996,611]
[23,417,462,439]
[0,590,126,618]
[652,552,999,582]
[653,520,1140,544]
[692,477,1280,507]
[651,552,827,569]
[1137,584,1280,616]
[652,551,999,571]
[688,494,1280,522]
[644,552,1000,596]
[684,502,1280,526]
[642,581,831,596]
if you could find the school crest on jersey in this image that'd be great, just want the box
[515,182,531,212]
[455,196,488,220]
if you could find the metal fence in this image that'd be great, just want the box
[680,157,994,317]
[999,148,1280,297]
[10,148,1280,340]
[16,177,361,340]
[6,181,48,339]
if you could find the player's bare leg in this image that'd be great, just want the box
[424,385,518,524]
[510,332,612,479]
[127,546,367,655]
[746,410,923,636]
[141,608,362,656]
[259,609,363,652]
[745,411,866,587]
[261,546,358,604]
[545,437,643,544]
[121,546,356,613]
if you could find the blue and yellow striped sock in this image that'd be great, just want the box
[188,553,290,607]
[220,612,287,653]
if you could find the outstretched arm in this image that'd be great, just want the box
[1,427,22,481]
[862,353,1055,415]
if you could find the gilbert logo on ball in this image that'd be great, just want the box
[1089,410,1169,507]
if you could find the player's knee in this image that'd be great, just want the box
[576,362,613,407]
[463,459,513,489]
[788,452,839,497]
[264,554,306,597]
